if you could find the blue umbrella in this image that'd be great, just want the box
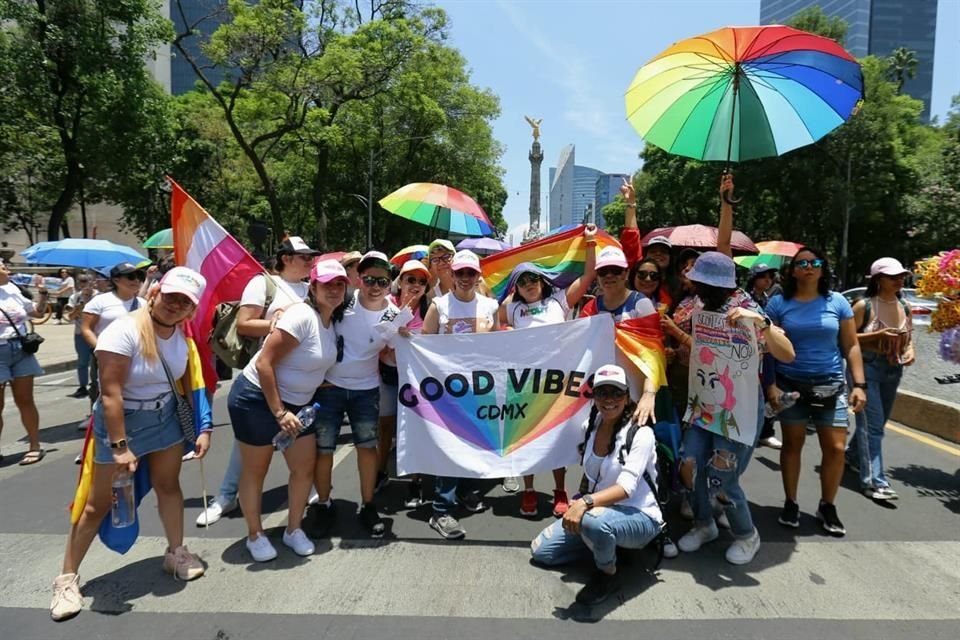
[455,237,511,256]
[20,238,147,270]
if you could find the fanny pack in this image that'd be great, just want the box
[777,375,844,409]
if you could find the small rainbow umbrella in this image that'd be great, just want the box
[390,244,429,267]
[379,183,494,237]
[143,228,173,249]
[625,25,863,163]
[734,240,805,269]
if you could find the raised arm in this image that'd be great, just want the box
[717,173,734,258]
[566,224,598,307]
[619,178,642,267]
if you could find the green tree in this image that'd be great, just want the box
[784,6,848,44]
[886,47,919,94]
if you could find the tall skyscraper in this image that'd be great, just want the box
[759,0,938,121]
[147,1,231,95]
[548,146,625,230]
[594,173,630,229]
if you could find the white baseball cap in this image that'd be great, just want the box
[311,259,349,284]
[399,260,430,279]
[358,251,391,273]
[870,257,909,277]
[159,267,207,305]
[596,246,628,270]
[645,235,673,249]
[451,250,481,273]
[593,364,628,392]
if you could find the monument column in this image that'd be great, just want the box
[523,116,544,243]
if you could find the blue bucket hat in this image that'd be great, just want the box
[688,251,737,289]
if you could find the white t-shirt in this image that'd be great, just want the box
[434,292,499,335]
[243,302,339,405]
[324,290,399,390]
[55,276,75,298]
[94,316,187,400]
[506,290,569,329]
[67,289,96,334]
[0,283,35,340]
[239,274,308,319]
[84,292,146,337]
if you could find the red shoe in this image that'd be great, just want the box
[520,490,538,517]
[552,490,570,517]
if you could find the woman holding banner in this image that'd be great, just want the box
[422,249,500,539]
[498,224,598,518]
[530,364,663,606]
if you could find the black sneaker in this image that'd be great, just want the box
[404,479,423,509]
[457,492,487,513]
[374,471,390,494]
[67,387,88,399]
[358,502,385,538]
[303,502,336,539]
[575,570,621,606]
[778,499,800,528]
[816,501,846,537]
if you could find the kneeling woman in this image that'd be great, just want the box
[530,365,663,606]
[51,267,210,622]
[227,260,348,563]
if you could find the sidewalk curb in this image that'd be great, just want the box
[892,390,960,444]
[39,359,78,377]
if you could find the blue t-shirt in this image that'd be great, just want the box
[766,292,853,378]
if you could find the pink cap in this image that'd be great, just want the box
[311,259,348,284]
[596,246,628,270]
[451,250,481,272]
[159,267,207,305]
[870,257,909,277]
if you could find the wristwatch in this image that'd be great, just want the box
[761,316,772,329]
[853,382,868,390]
[109,439,128,449]
[582,494,595,510]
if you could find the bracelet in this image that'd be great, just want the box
[585,240,597,246]
[852,382,867,390]
[275,409,289,421]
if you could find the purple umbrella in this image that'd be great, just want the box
[455,237,511,256]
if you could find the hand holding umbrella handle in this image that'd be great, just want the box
[720,171,742,205]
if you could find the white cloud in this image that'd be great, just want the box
[506,222,530,247]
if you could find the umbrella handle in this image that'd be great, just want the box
[722,191,742,205]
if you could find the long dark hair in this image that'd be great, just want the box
[307,284,347,323]
[694,282,735,311]
[783,246,832,300]
[628,258,662,300]
[578,398,638,462]
[865,274,903,299]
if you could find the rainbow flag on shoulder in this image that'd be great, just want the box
[480,225,620,302]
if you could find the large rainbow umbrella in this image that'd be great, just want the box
[390,244,429,267]
[625,25,863,163]
[143,228,173,249]
[734,240,805,269]
[379,183,494,237]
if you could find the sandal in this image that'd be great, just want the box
[19,449,46,466]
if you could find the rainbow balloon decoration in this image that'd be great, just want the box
[481,225,621,302]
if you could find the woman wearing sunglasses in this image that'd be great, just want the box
[227,260,348,563]
[376,260,432,507]
[497,225,597,518]
[530,364,663,606]
[309,251,400,540]
[426,239,457,299]
[628,259,665,308]
[51,267,210,621]
[422,250,500,540]
[766,247,867,537]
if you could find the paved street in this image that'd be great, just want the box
[1,361,958,639]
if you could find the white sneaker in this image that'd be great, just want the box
[663,537,679,559]
[725,528,761,565]
[245,532,278,562]
[196,495,239,526]
[760,436,783,449]
[282,528,315,556]
[678,521,719,553]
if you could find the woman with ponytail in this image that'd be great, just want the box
[51,267,210,621]
[530,365,663,606]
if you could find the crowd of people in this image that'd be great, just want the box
[0,177,920,619]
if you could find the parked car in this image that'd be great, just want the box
[841,287,936,326]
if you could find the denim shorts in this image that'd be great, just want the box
[379,382,398,418]
[227,373,317,447]
[776,374,850,429]
[92,396,182,464]
[0,341,44,384]
[314,385,379,453]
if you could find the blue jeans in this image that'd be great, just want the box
[848,352,902,490]
[530,505,661,572]
[219,441,243,500]
[682,395,763,539]
[433,477,477,516]
[74,333,93,387]
[314,386,380,453]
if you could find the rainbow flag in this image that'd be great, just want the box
[615,314,667,390]
[169,178,264,390]
[480,225,621,302]
[70,339,213,554]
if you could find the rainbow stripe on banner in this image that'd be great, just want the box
[480,225,621,302]
[70,338,213,554]
[615,315,667,390]
[169,178,264,390]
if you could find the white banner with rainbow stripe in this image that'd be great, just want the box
[395,315,616,478]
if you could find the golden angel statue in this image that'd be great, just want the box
[524,116,542,141]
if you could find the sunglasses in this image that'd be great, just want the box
[430,254,453,264]
[635,271,661,282]
[795,259,824,269]
[516,273,541,287]
[336,334,344,363]
[597,267,626,278]
[594,387,627,400]
[162,292,193,309]
[121,272,146,282]
[453,268,479,278]
[403,275,428,286]
[361,275,391,288]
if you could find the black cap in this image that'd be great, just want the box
[110,262,139,278]
[278,236,321,256]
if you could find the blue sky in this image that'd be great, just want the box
[440,0,960,242]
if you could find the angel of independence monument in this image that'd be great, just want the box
[522,116,544,244]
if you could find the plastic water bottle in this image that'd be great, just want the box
[273,403,321,451]
[111,470,136,528]
[764,391,800,418]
